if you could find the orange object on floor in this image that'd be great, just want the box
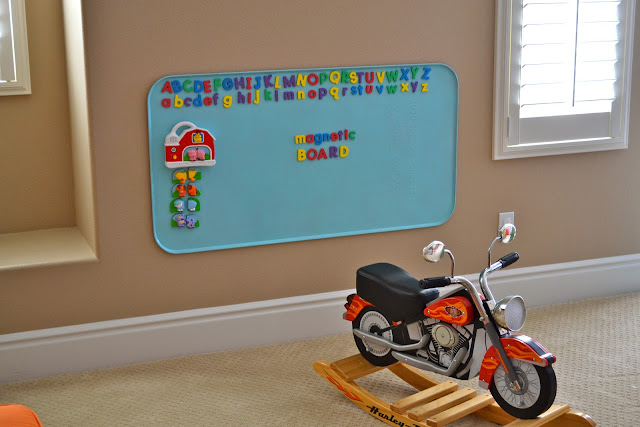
[0,404,43,427]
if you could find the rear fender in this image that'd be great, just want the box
[344,294,373,321]
[478,334,556,390]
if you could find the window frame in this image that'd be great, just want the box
[0,0,30,96]
[493,0,636,160]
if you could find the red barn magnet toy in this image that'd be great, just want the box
[165,121,215,230]
[164,121,216,168]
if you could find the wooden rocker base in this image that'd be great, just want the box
[314,354,595,427]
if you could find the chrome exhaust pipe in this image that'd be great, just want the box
[352,328,429,351]
[392,347,467,376]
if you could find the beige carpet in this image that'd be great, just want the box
[1,293,639,426]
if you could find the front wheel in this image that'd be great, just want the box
[352,307,408,366]
[490,358,557,419]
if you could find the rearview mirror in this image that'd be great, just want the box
[423,241,445,263]
[499,223,516,244]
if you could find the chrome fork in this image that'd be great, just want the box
[451,275,521,389]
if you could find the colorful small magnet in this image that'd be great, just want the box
[173,170,188,184]
[187,169,201,181]
[171,198,184,213]
[186,149,198,161]
[187,183,200,197]
[187,198,200,212]
[184,147,212,162]
[186,215,199,229]
[172,184,187,198]
[172,214,186,228]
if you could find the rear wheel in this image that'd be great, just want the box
[490,358,556,419]
[352,307,408,366]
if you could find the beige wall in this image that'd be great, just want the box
[1,0,639,334]
[0,0,75,234]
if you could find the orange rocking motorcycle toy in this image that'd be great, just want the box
[344,224,556,419]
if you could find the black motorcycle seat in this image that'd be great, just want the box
[356,263,439,321]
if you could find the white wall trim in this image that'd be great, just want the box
[0,290,355,384]
[467,253,640,306]
[2,254,640,384]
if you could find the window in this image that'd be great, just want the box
[0,0,30,95]
[493,0,636,159]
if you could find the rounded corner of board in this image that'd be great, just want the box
[148,75,177,100]
[432,203,456,227]
[437,62,459,80]
[154,234,180,255]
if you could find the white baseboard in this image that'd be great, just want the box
[471,253,640,306]
[0,290,354,384]
[2,254,640,384]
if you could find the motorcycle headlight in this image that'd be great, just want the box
[492,296,526,331]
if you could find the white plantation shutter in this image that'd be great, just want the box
[0,0,14,82]
[0,0,30,95]
[493,0,635,159]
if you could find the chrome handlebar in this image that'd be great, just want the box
[479,261,503,303]
[441,260,504,325]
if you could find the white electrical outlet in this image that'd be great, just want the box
[499,212,514,229]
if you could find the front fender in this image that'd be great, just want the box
[478,334,556,389]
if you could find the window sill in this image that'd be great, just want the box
[493,138,628,160]
[0,83,32,96]
[0,227,97,271]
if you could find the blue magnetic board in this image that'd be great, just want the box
[148,63,458,253]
